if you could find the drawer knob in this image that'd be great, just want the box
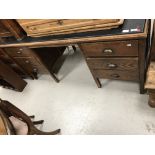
[25,60,30,64]
[17,51,22,54]
[107,63,117,68]
[103,49,113,53]
[33,68,38,72]
[19,48,23,51]
[110,74,120,78]
[126,43,132,47]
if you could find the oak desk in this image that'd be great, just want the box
[0,19,151,94]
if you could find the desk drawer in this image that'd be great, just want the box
[94,69,139,81]
[87,57,138,71]
[4,47,33,57]
[13,57,45,74]
[80,40,138,57]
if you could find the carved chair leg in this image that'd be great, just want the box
[29,126,61,135]
[33,120,44,125]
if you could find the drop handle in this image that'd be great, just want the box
[110,74,120,78]
[107,63,117,68]
[103,49,113,53]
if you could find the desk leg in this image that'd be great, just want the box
[50,72,59,83]
[90,70,102,88]
[94,77,102,88]
[139,39,147,94]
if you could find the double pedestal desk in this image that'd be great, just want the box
[0,19,151,94]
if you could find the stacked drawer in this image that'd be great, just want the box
[80,40,139,87]
[0,49,27,77]
[3,47,48,79]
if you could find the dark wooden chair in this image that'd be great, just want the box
[0,99,60,135]
[0,60,27,92]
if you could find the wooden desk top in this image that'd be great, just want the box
[0,19,149,48]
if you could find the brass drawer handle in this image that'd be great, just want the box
[110,74,120,78]
[103,49,113,53]
[107,63,117,68]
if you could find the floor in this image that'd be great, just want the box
[1,47,155,135]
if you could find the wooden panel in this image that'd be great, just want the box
[93,69,139,81]
[0,49,13,64]
[80,40,138,57]
[4,47,33,57]
[33,47,66,71]
[145,62,155,89]
[147,90,155,107]
[13,57,41,74]
[16,19,124,37]
[9,63,28,77]
[150,21,155,60]
[87,57,138,71]
[0,21,12,37]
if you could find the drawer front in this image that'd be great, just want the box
[94,69,139,81]
[87,57,138,71]
[4,47,33,57]
[10,63,26,76]
[13,57,43,74]
[80,40,138,57]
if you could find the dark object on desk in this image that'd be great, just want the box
[16,19,124,37]
[0,60,27,92]
[0,98,60,135]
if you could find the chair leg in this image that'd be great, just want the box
[29,126,61,135]
[33,120,44,125]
